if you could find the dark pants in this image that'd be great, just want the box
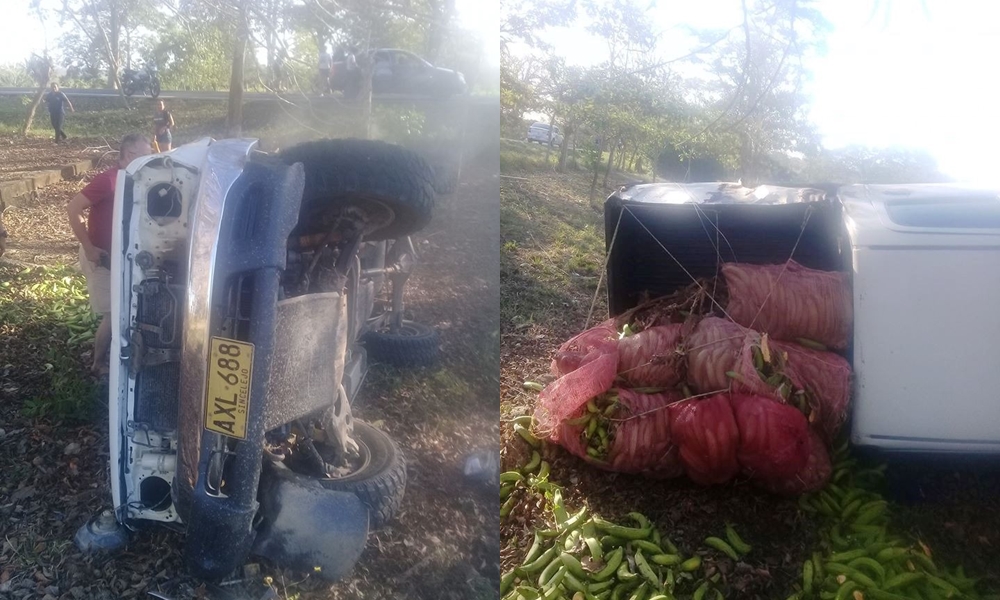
[50,111,66,141]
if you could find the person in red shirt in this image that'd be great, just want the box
[67,132,152,376]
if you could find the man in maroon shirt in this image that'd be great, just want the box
[67,132,152,376]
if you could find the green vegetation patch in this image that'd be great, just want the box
[0,264,100,420]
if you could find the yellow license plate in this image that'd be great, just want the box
[204,337,255,439]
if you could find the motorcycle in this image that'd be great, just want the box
[121,64,161,98]
[74,137,439,581]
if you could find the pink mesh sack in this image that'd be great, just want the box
[722,261,852,350]
[669,394,741,485]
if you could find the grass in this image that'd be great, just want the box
[0,264,100,421]
[0,96,223,140]
[500,165,606,334]
[0,95,470,150]
[500,138,590,173]
[499,138,651,181]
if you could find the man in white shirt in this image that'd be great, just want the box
[345,46,358,72]
[318,47,332,95]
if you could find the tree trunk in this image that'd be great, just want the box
[22,85,47,135]
[602,139,616,189]
[22,57,52,135]
[543,111,555,167]
[76,1,128,106]
[226,4,249,138]
[106,0,120,88]
[557,126,572,172]
[361,53,375,139]
[266,0,275,73]
[589,138,604,199]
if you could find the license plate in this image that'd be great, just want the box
[204,337,255,439]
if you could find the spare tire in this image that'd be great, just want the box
[316,421,407,530]
[279,138,436,241]
[363,320,440,368]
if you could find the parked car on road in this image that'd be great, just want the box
[526,122,563,147]
[331,49,466,99]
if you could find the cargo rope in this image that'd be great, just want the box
[584,207,624,330]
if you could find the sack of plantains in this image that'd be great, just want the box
[721,260,853,350]
[532,260,851,495]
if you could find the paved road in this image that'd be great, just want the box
[0,87,497,107]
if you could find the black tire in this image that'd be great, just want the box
[363,320,440,368]
[123,84,135,97]
[317,421,406,530]
[151,79,161,98]
[279,139,436,241]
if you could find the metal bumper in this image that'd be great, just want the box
[176,142,306,580]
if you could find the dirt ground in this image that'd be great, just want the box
[2,176,89,265]
[0,137,111,184]
[0,136,499,600]
[499,160,1000,598]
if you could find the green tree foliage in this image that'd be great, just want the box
[56,0,162,89]
[501,0,577,54]
[501,0,576,133]
[38,0,490,97]
[0,64,35,88]
[152,18,235,90]
[695,0,831,181]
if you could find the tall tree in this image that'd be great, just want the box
[696,0,831,180]
[500,0,577,56]
[22,54,54,135]
[57,0,142,91]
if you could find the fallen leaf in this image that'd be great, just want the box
[580,556,603,572]
[10,486,34,502]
